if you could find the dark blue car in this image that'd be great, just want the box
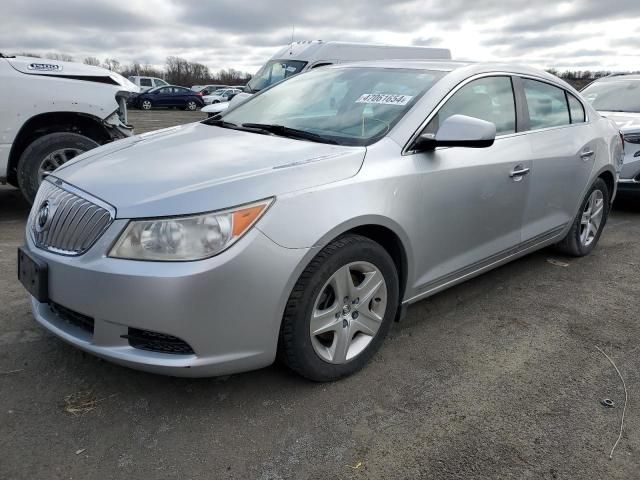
[131,85,205,111]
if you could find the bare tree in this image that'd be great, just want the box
[45,53,74,62]
[12,52,42,58]
[83,56,101,66]
[102,58,121,72]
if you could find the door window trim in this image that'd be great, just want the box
[403,71,590,155]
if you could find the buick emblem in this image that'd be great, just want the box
[35,200,53,233]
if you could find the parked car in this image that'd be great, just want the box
[202,40,452,116]
[192,84,230,95]
[582,74,640,194]
[18,61,622,381]
[0,54,138,203]
[203,88,243,105]
[130,85,205,111]
[128,76,168,92]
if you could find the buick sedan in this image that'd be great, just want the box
[19,61,623,381]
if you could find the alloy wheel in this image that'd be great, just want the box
[38,148,83,181]
[310,261,387,364]
[187,101,197,110]
[580,189,604,246]
[142,100,152,110]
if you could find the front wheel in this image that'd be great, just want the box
[17,132,99,203]
[278,235,399,381]
[141,100,153,110]
[555,177,610,256]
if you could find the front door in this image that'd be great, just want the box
[411,76,530,291]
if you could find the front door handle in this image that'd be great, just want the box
[509,166,530,178]
[580,150,595,161]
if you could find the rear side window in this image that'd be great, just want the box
[425,76,516,136]
[140,78,152,87]
[568,94,585,123]
[523,79,570,130]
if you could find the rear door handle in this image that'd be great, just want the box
[580,150,595,161]
[509,166,530,178]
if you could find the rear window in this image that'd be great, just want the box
[523,79,570,130]
[582,79,640,113]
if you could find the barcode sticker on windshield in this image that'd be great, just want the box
[356,94,413,106]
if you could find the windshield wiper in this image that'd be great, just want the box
[203,117,239,128]
[241,123,338,144]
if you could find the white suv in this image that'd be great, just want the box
[128,76,168,92]
[0,54,139,202]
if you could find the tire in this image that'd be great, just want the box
[17,132,99,203]
[555,178,610,256]
[141,100,153,110]
[185,101,198,111]
[278,234,399,382]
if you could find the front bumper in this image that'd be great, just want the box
[25,221,309,377]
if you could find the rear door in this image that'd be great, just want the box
[411,76,531,289]
[175,87,193,107]
[518,78,595,243]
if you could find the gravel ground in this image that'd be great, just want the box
[127,109,206,134]
[0,111,639,478]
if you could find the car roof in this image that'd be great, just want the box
[594,74,640,82]
[327,60,574,91]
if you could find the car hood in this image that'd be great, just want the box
[52,122,366,218]
[598,111,640,132]
[7,56,138,93]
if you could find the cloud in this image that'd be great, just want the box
[1,0,639,73]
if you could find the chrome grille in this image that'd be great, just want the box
[29,179,114,255]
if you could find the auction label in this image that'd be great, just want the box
[356,93,413,106]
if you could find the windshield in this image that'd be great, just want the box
[221,67,445,146]
[582,79,640,113]
[246,59,307,92]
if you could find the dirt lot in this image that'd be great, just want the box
[1,111,639,479]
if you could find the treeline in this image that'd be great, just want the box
[12,52,252,87]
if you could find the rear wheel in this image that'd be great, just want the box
[555,178,610,256]
[17,132,99,203]
[278,235,399,381]
[185,101,198,111]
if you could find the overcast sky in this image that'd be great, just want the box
[2,0,639,74]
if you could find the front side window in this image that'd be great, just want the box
[523,79,570,130]
[581,79,640,113]
[568,93,585,123]
[140,78,152,87]
[154,78,167,87]
[246,60,308,92]
[425,76,516,136]
[221,67,445,146]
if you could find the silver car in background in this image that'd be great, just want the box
[18,61,622,381]
[582,74,640,194]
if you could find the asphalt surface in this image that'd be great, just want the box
[1,111,639,478]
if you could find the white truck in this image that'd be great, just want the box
[202,40,452,116]
[0,54,139,202]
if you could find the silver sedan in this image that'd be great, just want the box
[19,61,622,381]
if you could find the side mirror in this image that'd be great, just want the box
[413,115,496,151]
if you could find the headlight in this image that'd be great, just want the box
[109,198,273,261]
